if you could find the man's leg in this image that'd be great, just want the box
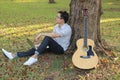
[24,36,64,66]
[1,48,36,60]
[37,36,64,54]
[23,36,52,66]
[16,48,36,57]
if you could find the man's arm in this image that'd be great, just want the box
[34,32,61,44]
[38,33,61,38]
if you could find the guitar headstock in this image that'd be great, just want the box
[83,9,88,16]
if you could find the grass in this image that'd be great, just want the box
[0,0,69,25]
[101,0,120,52]
[0,0,120,80]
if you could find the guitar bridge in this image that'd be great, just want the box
[80,55,94,59]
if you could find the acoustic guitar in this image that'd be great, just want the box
[72,9,98,69]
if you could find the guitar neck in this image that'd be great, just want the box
[84,16,88,47]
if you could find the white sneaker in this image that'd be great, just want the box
[2,48,14,60]
[23,57,38,66]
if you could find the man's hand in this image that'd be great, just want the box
[34,32,60,44]
[34,40,39,45]
[34,34,41,44]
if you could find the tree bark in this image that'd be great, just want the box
[67,0,114,57]
[49,0,55,4]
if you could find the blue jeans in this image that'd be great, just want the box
[17,36,64,57]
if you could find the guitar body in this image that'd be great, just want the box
[72,38,98,69]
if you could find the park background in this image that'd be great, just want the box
[0,0,120,80]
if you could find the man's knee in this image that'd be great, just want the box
[44,36,52,40]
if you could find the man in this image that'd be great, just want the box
[2,11,72,66]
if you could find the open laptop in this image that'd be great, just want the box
[26,38,35,48]
[27,38,49,49]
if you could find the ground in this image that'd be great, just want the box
[0,0,120,80]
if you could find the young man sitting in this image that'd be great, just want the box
[2,11,72,66]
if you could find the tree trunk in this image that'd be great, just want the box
[49,0,55,4]
[67,0,114,57]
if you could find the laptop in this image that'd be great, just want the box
[26,38,35,48]
[27,38,49,49]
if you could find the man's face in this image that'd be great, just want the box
[56,13,64,24]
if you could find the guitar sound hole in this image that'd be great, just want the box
[83,46,89,51]
[87,46,94,56]
[80,45,94,59]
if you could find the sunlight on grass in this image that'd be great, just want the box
[0,23,53,39]
[107,2,113,5]
[100,18,120,23]
[12,0,40,3]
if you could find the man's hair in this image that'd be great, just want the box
[58,11,69,23]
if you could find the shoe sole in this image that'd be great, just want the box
[2,51,9,59]
[1,49,13,59]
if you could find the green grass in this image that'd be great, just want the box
[0,0,69,25]
[0,0,120,80]
[101,0,120,52]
